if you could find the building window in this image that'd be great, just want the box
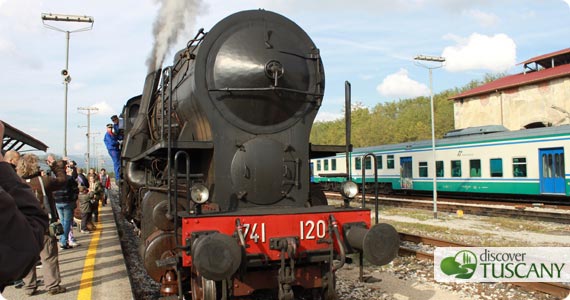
[490,158,503,177]
[324,159,329,171]
[451,160,462,177]
[355,157,362,170]
[469,159,481,177]
[419,161,428,177]
[317,160,321,171]
[331,158,337,171]
[513,157,527,177]
[436,161,444,177]
[387,155,395,169]
[376,155,383,169]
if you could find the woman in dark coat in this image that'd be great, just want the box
[16,153,68,295]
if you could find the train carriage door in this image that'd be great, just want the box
[539,148,566,194]
[400,156,413,190]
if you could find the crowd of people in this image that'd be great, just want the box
[0,119,116,298]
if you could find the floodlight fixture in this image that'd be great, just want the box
[414,55,446,63]
[41,13,94,24]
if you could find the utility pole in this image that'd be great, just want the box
[78,106,99,170]
[41,13,94,156]
[90,133,101,170]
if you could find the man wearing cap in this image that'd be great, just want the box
[110,115,124,141]
[104,122,121,183]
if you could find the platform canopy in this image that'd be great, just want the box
[2,121,48,153]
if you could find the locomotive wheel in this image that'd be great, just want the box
[191,268,226,300]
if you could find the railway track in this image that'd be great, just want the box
[325,192,570,224]
[398,232,570,299]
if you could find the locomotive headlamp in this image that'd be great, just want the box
[190,183,209,204]
[340,181,358,199]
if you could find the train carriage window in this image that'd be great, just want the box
[542,154,552,178]
[355,157,362,170]
[331,158,337,171]
[365,156,372,170]
[376,155,383,169]
[451,160,462,177]
[469,159,481,177]
[317,160,321,171]
[513,157,527,177]
[324,159,329,171]
[436,161,444,177]
[490,158,503,177]
[556,153,564,178]
[419,161,428,177]
[387,155,395,169]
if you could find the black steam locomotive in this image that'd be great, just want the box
[119,10,399,300]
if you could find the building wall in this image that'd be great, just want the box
[454,77,570,130]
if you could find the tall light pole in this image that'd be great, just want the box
[78,106,99,170]
[414,54,445,219]
[41,13,94,156]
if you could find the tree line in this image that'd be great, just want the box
[309,74,505,147]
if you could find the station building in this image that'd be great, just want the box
[450,48,570,130]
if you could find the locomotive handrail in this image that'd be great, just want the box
[174,151,193,215]
[360,153,380,224]
[164,65,187,300]
[208,86,324,98]
[164,66,174,220]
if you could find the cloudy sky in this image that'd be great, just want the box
[1,0,569,158]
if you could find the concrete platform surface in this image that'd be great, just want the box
[2,203,133,300]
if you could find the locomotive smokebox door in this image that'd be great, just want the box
[231,137,297,205]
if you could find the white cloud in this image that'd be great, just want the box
[442,33,516,72]
[465,9,499,27]
[0,37,15,54]
[315,111,343,122]
[91,101,116,116]
[376,68,429,99]
[564,0,570,9]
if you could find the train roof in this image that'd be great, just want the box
[322,125,570,157]
[443,125,508,138]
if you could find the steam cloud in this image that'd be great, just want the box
[147,0,203,72]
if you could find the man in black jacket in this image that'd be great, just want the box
[0,121,48,292]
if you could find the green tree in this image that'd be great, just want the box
[310,73,505,147]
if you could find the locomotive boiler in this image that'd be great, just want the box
[119,9,399,300]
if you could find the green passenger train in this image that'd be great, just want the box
[312,125,570,199]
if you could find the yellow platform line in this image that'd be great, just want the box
[77,206,102,300]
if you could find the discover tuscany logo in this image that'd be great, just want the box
[440,250,477,279]
[435,247,570,283]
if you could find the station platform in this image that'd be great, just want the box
[2,198,133,300]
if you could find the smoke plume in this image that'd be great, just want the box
[147,0,203,72]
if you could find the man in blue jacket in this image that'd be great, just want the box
[104,122,121,183]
